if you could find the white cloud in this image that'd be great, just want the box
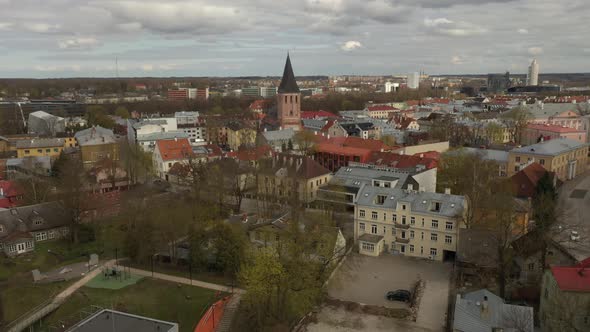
[58,37,99,50]
[141,64,154,71]
[518,28,529,34]
[424,17,486,36]
[24,23,60,33]
[0,22,13,30]
[451,55,465,65]
[528,47,543,55]
[341,40,362,51]
[158,64,178,70]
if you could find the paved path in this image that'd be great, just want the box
[128,267,245,294]
[7,259,116,332]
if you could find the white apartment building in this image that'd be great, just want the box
[354,186,467,261]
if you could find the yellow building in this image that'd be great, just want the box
[16,138,69,159]
[354,186,468,261]
[508,138,588,181]
[227,123,257,151]
[75,126,119,167]
[258,154,332,204]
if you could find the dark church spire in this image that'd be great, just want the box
[278,53,300,93]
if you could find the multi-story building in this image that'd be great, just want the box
[525,102,583,130]
[508,138,589,181]
[407,72,420,89]
[527,59,539,86]
[257,154,332,204]
[16,137,74,159]
[354,186,467,261]
[152,138,194,181]
[314,136,394,172]
[487,72,510,94]
[260,86,277,98]
[27,111,66,136]
[521,123,586,145]
[540,259,590,332]
[75,126,119,167]
[175,112,206,145]
[227,122,257,151]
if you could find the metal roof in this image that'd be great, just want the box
[510,138,588,156]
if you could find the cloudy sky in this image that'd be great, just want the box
[0,0,588,78]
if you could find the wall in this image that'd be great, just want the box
[396,141,450,155]
[410,168,437,193]
[508,146,588,180]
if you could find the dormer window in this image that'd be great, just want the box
[33,217,44,226]
[0,225,4,233]
[431,201,442,212]
[375,195,387,205]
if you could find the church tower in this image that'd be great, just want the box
[277,54,301,130]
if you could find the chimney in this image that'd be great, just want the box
[445,188,451,195]
[407,184,414,191]
[481,296,489,319]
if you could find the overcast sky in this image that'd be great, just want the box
[0,0,588,78]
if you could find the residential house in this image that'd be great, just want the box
[135,131,190,152]
[0,202,70,257]
[16,138,68,159]
[175,111,207,145]
[508,138,589,181]
[0,180,24,208]
[453,289,534,332]
[331,121,379,139]
[389,115,420,131]
[314,136,394,172]
[152,138,194,181]
[540,259,590,332]
[227,121,257,151]
[359,151,438,171]
[301,110,339,119]
[75,126,119,167]
[261,128,296,152]
[525,102,583,129]
[354,186,467,261]
[0,135,9,154]
[365,105,399,119]
[521,123,586,145]
[258,154,332,204]
[510,162,554,198]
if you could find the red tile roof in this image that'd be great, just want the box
[366,152,438,169]
[301,110,338,119]
[249,99,272,111]
[0,180,23,208]
[526,123,585,133]
[156,138,194,161]
[510,162,550,198]
[227,145,272,161]
[550,265,590,292]
[320,120,336,132]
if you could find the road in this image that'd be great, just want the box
[556,169,590,261]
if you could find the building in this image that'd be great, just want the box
[175,112,206,146]
[136,131,190,152]
[510,162,554,198]
[276,54,301,130]
[167,88,189,100]
[16,138,69,159]
[539,259,590,332]
[27,111,66,136]
[508,138,589,181]
[487,72,510,94]
[384,81,399,93]
[453,289,534,332]
[260,86,278,98]
[354,186,467,261]
[407,72,420,89]
[227,122,257,151]
[258,154,332,204]
[314,136,394,172]
[152,138,194,180]
[0,180,23,208]
[261,128,296,152]
[365,105,398,119]
[521,123,586,145]
[75,126,119,167]
[67,309,178,332]
[242,87,260,97]
[0,202,70,257]
[525,102,582,129]
[527,59,539,86]
[460,147,510,177]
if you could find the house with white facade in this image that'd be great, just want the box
[152,138,194,181]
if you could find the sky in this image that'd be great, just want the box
[0,0,589,78]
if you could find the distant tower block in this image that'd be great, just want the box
[527,59,539,86]
[277,54,301,130]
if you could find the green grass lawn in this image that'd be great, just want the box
[40,278,221,332]
[125,260,236,287]
[1,280,73,323]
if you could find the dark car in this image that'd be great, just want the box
[386,290,411,302]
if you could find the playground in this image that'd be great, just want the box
[85,266,143,290]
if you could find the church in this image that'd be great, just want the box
[276,54,301,130]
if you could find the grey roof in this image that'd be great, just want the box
[132,119,168,129]
[302,118,327,131]
[75,126,116,146]
[460,147,509,163]
[453,289,533,332]
[29,110,64,120]
[16,138,65,149]
[523,103,579,119]
[262,128,295,142]
[332,166,413,190]
[510,138,588,156]
[457,228,498,267]
[0,202,70,242]
[6,156,52,171]
[358,233,383,244]
[67,309,177,332]
[355,186,466,218]
[136,131,189,142]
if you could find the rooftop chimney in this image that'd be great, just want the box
[407,184,414,191]
[481,296,489,320]
[445,188,451,195]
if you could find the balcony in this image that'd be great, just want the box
[395,222,410,229]
[396,237,410,244]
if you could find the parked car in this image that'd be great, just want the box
[386,290,411,302]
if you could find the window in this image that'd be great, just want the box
[445,235,452,244]
[421,232,424,240]
[8,244,16,253]
[362,242,375,252]
[35,232,47,241]
[37,149,42,153]
[391,227,396,235]
[34,218,43,226]
[402,204,406,210]
[371,224,377,234]
[540,159,545,165]
[0,225,3,233]
[514,166,519,172]
[445,222,453,230]
[383,226,386,234]
[371,211,378,220]
[410,230,415,239]
[275,234,280,241]
[393,214,399,222]
[528,263,535,271]
[359,210,365,218]
[402,215,407,224]
[45,149,50,153]
[359,223,365,231]
[431,233,438,241]
[431,202,441,212]
[516,156,521,162]
[544,288,548,299]
[431,220,439,229]
[26,241,33,249]
[24,149,30,154]
[430,248,437,257]
[376,195,386,205]
[48,231,55,239]
[383,213,387,221]
[409,245,414,253]
[401,231,406,239]
[410,217,415,225]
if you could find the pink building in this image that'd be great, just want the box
[521,123,586,145]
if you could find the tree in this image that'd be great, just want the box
[381,135,397,147]
[120,141,153,184]
[86,105,116,129]
[484,122,505,144]
[501,107,531,144]
[532,173,558,270]
[115,106,130,119]
[293,130,317,156]
[211,223,248,278]
[287,139,293,151]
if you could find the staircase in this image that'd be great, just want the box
[215,294,241,332]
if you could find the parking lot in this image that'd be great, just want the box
[327,253,452,331]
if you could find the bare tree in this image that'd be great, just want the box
[503,304,534,332]
[501,107,531,144]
